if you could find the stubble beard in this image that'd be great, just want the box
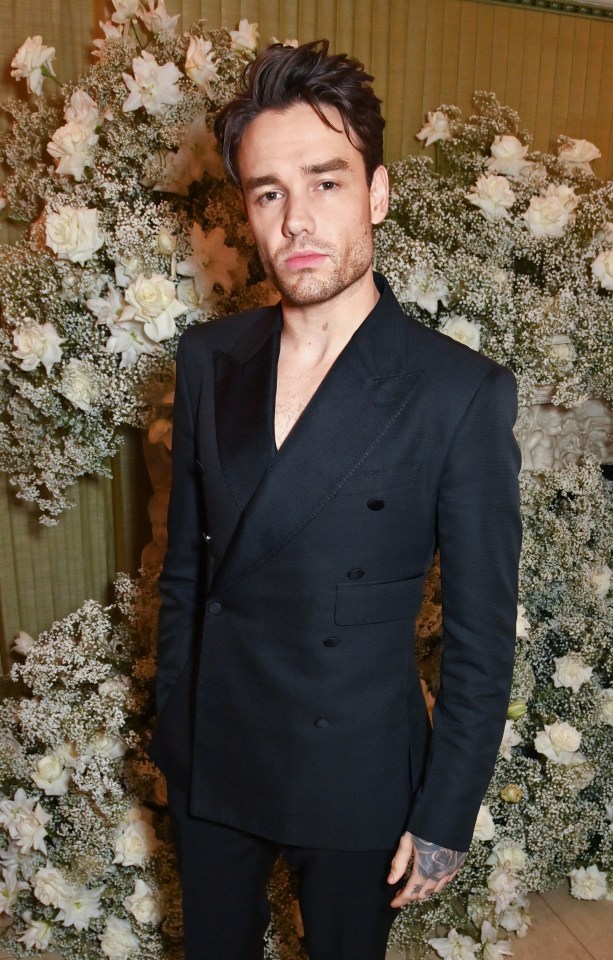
[261,228,374,307]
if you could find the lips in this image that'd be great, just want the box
[283,251,328,270]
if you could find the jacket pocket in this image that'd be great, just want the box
[334,574,424,625]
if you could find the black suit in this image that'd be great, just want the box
[149,273,521,857]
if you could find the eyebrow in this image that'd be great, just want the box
[243,157,351,191]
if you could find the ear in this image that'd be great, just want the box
[369,165,389,225]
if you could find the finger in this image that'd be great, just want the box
[390,876,439,908]
[387,832,414,884]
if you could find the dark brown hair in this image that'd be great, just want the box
[214,40,385,186]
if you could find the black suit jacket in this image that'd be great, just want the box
[148,273,522,852]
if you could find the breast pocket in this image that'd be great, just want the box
[334,574,425,625]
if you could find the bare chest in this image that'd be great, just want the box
[274,357,336,450]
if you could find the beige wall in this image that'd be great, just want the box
[1,0,612,665]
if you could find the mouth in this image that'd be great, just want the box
[283,251,328,270]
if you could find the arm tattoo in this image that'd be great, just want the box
[409,833,467,881]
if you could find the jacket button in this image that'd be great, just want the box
[323,637,340,647]
[207,599,222,615]
[367,498,385,510]
[314,718,330,728]
[347,568,365,580]
[202,532,213,543]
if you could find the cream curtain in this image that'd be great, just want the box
[1,0,612,667]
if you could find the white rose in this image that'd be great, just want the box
[113,819,158,867]
[88,732,127,759]
[99,916,139,960]
[439,314,481,351]
[552,653,593,694]
[64,89,100,129]
[601,689,613,726]
[547,334,576,369]
[45,206,104,264]
[185,36,217,95]
[123,878,164,924]
[31,753,70,795]
[60,358,97,412]
[516,604,530,639]
[47,121,98,181]
[591,249,613,291]
[124,273,187,342]
[111,0,140,24]
[590,564,611,597]
[10,36,56,96]
[499,720,521,760]
[230,19,259,51]
[473,804,496,841]
[12,631,35,656]
[32,864,73,908]
[12,321,64,374]
[558,138,601,172]
[543,183,579,213]
[416,111,450,147]
[569,864,608,900]
[466,174,515,221]
[523,195,569,238]
[486,135,533,177]
[534,721,584,764]
[488,841,527,872]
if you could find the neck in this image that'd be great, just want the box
[279,270,380,363]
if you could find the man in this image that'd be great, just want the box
[148,40,522,960]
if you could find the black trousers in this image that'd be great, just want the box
[168,783,398,960]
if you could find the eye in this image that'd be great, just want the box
[257,190,283,205]
[318,180,338,191]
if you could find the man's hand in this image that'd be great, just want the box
[387,831,467,907]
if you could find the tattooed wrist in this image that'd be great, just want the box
[408,833,467,879]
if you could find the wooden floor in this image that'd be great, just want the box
[387,886,613,960]
[1,885,611,959]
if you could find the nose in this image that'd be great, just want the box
[282,192,315,238]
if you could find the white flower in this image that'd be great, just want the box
[0,865,29,916]
[486,135,533,177]
[185,36,217,94]
[105,316,162,369]
[46,206,104,264]
[429,928,479,959]
[157,226,176,255]
[17,912,53,950]
[60,358,97,412]
[0,789,51,855]
[93,20,124,56]
[56,740,86,768]
[439,314,480,351]
[466,174,515,222]
[547,334,576,369]
[177,223,240,301]
[595,222,613,245]
[88,732,127,760]
[113,819,158,867]
[591,250,613,291]
[403,268,449,314]
[31,753,71,795]
[600,689,613,726]
[138,0,180,34]
[498,895,531,937]
[416,111,451,147]
[111,0,140,24]
[558,138,601,173]
[569,864,608,900]
[590,563,611,597]
[481,921,513,960]
[47,120,99,181]
[487,866,518,913]
[516,604,530,638]
[11,37,56,96]
[12,631,35,656]
[98,675,131,698]
[87,285,125,327]
[543,183,579,213]
[488,841,527,872]
[124,273,188,341]
[153,147,195,196]
[122,51,183,117]
[64,89,100,129]
[552,653,593,694]
[230,19,259,51]
[534,721,584,765]
[115,256,142,288]
[32,864,72,908]
[12,321,65,374]
[55,884,105,931]
[154,116,224,193]
[523,195,570,238]
[100,916,140,959]
[499,720,521,760]
[123,878,164,924]
[473,804,496,841]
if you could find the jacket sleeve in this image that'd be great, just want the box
[405,364,522,851]
[155,332,206,715]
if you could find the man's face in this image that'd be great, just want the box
[237,102,388,307]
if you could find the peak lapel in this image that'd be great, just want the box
[213,277,424,593]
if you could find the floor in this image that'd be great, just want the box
[386,886,613,960]
[1,885,611,959]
